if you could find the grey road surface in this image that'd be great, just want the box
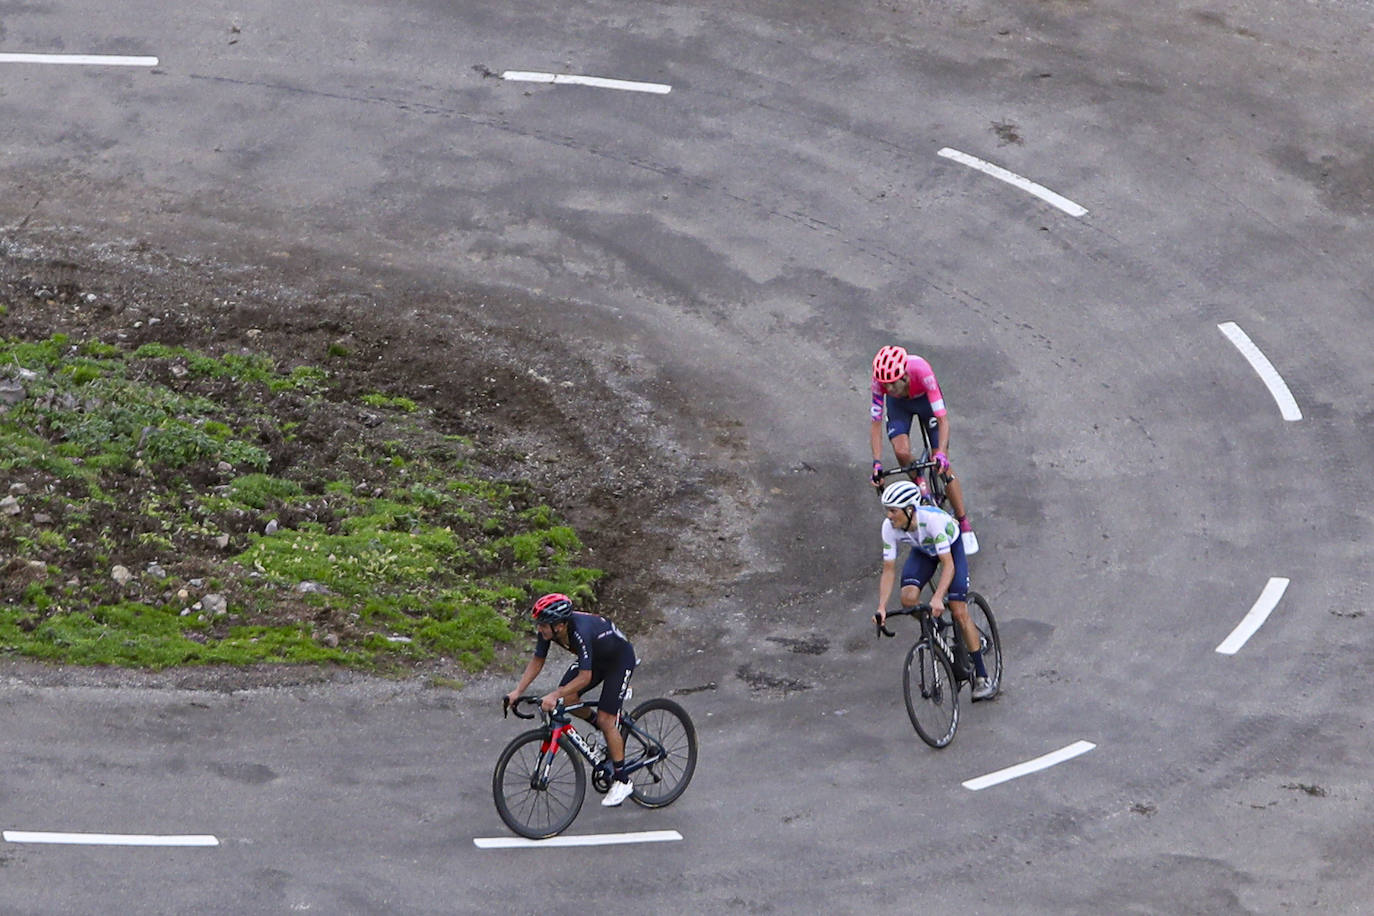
[1,0,1372,913]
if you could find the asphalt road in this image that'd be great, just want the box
[2,1,1372,913]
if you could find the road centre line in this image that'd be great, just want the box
[501,70,671,94]
[1217,322,1303,421]
[474,829,682,849]
[1216,577,1290,655]
[3,830,218,847]
[962,741,1096,791]
[937,148,1088,217]
[0,53,159,67]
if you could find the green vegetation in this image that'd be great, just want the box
[0,333,602,671]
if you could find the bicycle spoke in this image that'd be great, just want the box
[493,732,586,839]
[904,640,959,748]
[622,699,697,808]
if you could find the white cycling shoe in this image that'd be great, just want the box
[602,779,635,807]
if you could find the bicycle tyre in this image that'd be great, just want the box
[916,437,950,510]
[927,467,949,510]
[966,591,1002,695]
[622,698,697,808]
[904,639,959,748]
[492,729,586,839]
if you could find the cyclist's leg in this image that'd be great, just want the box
[944,542,986,677]
[930,418,975,541]
[592,648,637,769]
[884,396,919,466]
[945,477,968,519]
[899,550,936,609]
[559,661,601,722]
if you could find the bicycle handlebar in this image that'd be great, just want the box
[504,695,540,719]
[874,460,939,483]
[874,604,932,638]
[503,694,594,721]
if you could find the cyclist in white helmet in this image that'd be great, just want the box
[876,481,995,700]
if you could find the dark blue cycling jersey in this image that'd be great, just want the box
[535,611,632,670]
[536,611,638,716]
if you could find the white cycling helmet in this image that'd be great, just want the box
[881,481,923,510]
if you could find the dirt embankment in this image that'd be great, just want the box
[0,236,756,687]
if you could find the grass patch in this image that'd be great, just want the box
[0,332,602,671]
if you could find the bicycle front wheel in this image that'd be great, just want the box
[623,698,697,808]
[904,639,959,748]
[492,730,586,839]
[966,591,1002,696]
[927,468,949,510]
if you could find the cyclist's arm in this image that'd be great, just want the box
[877,557,897,623]
[911,357,951,455]
[507,655,545,705]
[930,551,954,614]
[870,418,886,464]
[542,668,593,711]
[932,414,951,455]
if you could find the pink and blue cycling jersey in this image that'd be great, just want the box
[870,354,946,422]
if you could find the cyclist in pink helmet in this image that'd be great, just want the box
[870,345,979,554]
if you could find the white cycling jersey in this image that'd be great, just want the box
[881,506,960,561]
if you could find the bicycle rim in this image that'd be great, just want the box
[903,640,958,748]
[492,731,586,839]
[623,698,697,808]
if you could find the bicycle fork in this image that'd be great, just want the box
[531,723,576,791]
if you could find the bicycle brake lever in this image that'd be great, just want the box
[502,696,510,718]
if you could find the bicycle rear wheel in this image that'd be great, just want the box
[492,730,586,839]
[904,639,959,748]
[966,591,1002,696]
[622,698,697,808]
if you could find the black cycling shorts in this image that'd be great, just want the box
[559,644,637,717]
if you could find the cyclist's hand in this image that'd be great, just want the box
[503,690,520,715]
[930,598,946,617]
[871,460,884,487]
[874,609,895,638]
[540,692,560,713]
[933,451,950,473]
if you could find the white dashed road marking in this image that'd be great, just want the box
[501,71,671,94]
[0,53,159,67]
[474,829,683,849]
[1217,322,1303,421]
[1216,577,1290,655]
[962,741,1097,791]
[937,148,1088,217]
[3,831,218,847]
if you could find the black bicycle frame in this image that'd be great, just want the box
[511,697,667,783]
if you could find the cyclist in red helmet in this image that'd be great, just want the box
[505,593,640,807]
[870,345,979,554]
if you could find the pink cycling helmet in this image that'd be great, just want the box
[872,346,908,385]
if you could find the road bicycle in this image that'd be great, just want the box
[875,591,1002,748]
[873,454,950,509]
[493,691,697,839]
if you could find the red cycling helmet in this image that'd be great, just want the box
[872,346,908,385]
[531,593,574,623]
